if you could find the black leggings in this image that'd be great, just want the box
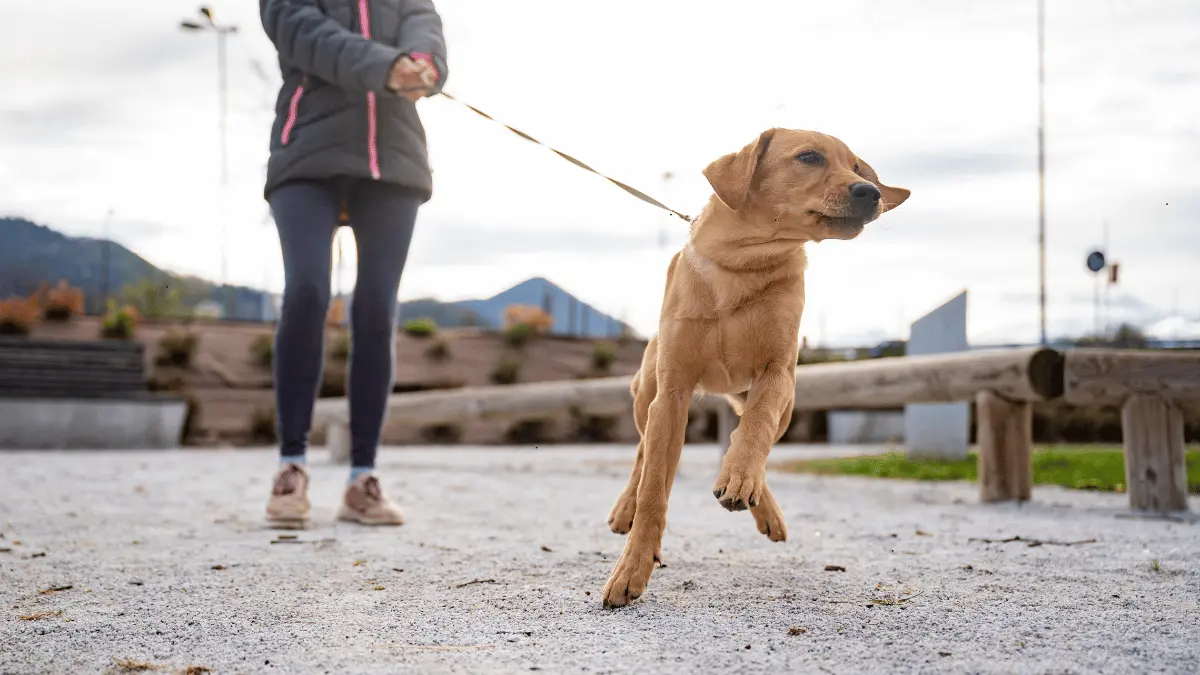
[268,178,420,468]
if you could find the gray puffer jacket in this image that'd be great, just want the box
[259,0,448,201]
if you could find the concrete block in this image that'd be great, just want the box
[0,397,187,450]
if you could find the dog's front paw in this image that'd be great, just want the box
[607,491,636,535]
[712,459,766,512]
[601,543,657,609]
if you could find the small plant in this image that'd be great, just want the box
[572,413,619,442]
[1151,559,1161,572]
[326,297,346,326]
[42,280,84,322]
[146,374,186,392]
[181,395,202,444]
[250,333,274,371]
[504,418,554,444]
[490,355,522,385]
[330,330,351,361]
[591,341,618,373]
[503,322,534,349]
[120,278,181,318]
[156,329,198,368]
[249,405,277,444]
[100,299,139,340]
[420,424,463,444]
[503,304,553,334]
[424,338,451,361]
[404,317,438,338]
[0,297,39,335]
[320,363,347,397]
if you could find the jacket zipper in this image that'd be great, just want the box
[280,76,307,146]
[356,0,382,179]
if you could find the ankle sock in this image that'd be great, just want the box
[349,466,374,484]
[280,455,306,467]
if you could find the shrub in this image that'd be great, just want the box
[250,333,274,370]
[571,413,618,442]
[424,337,451,361]
[100,300,139,340]
[0,297,39,335]
[249,405,278,444]
[420,424,463,444]
[43,280,84,322]
[326,297,346,326]
[503,322,534,349]
[503,304,553,334]
[146,374,186,392]
[181,395,202,444]
[504,418,554,445]
[330,330,351,361]
[120,278,180,319]
[320,363,347,397]
[591,342,618,372]
[156,329,198,368]
[404,317,438,338]
[490,355,521,385]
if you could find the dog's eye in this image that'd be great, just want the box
[795,150,823,165]
[853,162,861,174]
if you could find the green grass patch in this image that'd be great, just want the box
[785,445,1200,494]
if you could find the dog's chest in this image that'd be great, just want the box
[696,305,789,395]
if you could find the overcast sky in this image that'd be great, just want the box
[2,0,1197,344]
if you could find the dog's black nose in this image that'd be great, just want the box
[849,182,881,205]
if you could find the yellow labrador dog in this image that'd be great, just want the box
[602,128,910,608]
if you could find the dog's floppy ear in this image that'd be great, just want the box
[703,128,776,211]
[855,157,910,213]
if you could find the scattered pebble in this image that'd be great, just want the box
[824,565,846,572]
[788,626,808,636]
[19,611,63,621]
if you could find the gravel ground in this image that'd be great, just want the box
[1,444,1197,674]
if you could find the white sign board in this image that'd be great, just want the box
[905,290,970,459]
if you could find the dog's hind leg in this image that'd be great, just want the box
[608,355,656,535]
[602,364,693,609]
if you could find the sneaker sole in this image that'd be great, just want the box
[266,516,310,530]
[336,506,404,526]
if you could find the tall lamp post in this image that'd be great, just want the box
[1036,0,1047,345]
[180,6,238,319]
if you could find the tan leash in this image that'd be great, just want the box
[436,91,695,223]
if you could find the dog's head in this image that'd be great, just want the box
[702,128,910,242]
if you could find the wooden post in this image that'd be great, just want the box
[326,419,350,464]
[1121,394,1188,513]
[717,403,737,458]
[975,390,1033,502]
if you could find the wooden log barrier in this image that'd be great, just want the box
[976,390,1033,503]
[789,346,1063,410]
[1064,349,1200,514]
[1120,394,1188,513]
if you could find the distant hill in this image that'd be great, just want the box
[0,216,273,320]
[449,277,630,338]
[396,297,485,328]
[1,217,634,337]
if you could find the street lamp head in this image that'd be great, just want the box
[199,6,215,24]
[180,19,206,31]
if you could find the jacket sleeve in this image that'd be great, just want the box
[396,0,448,95]
[260,0,403,93]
